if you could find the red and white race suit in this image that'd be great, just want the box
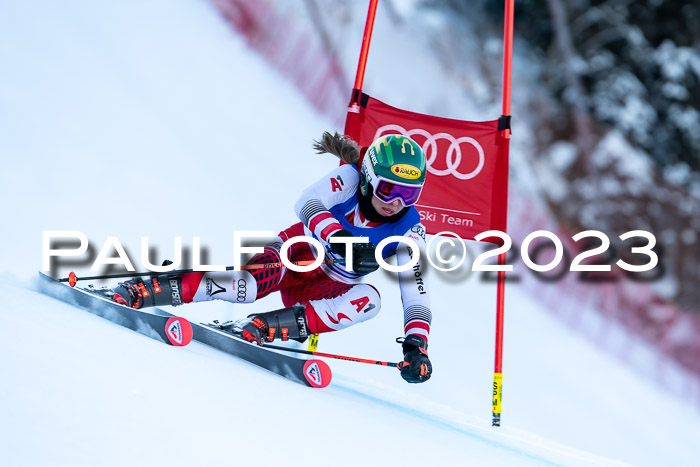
[182,164,431,342]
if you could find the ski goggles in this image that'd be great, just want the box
[373,178,424,207]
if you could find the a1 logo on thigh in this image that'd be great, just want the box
[351,296,373,313]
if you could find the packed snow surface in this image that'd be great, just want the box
[1,1,699,466]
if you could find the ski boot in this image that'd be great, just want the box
[221,305,310,345]
[112,274,185,309]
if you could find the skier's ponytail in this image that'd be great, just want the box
[313,131,360,165]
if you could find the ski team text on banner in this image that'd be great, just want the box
[344,92,509,241]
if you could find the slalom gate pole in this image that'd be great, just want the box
[262,342,401,369]
[59,259,345,287]
[349,0,378,107]
[492,0,515,428]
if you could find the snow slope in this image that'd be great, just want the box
[1,1,699,466]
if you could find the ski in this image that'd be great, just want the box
[37,272,193,346]
[37,272,332,388]
[191,321,332,388]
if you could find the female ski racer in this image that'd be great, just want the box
[111,133,432,383]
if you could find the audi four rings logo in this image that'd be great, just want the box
[374,125,485,180]
[236,279,247,302]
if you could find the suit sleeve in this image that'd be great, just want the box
[294,164,359,243]
[395,224,432,342]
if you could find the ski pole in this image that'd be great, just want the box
[261,342,403,369]
[60,258,345,287]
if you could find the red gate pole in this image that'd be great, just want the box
[349,0,379,110]
[492,0,514,428]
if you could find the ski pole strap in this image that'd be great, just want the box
[261,342,399,368]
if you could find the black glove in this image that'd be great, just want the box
[329,229,379,274]
[398,335,432,383]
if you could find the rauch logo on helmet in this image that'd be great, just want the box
[391,164,421,180]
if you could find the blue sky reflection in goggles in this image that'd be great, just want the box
[373,178,423,206]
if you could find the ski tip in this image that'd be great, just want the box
[303,359,332,388]
[68,272,77,287]
[164,317,193,346]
